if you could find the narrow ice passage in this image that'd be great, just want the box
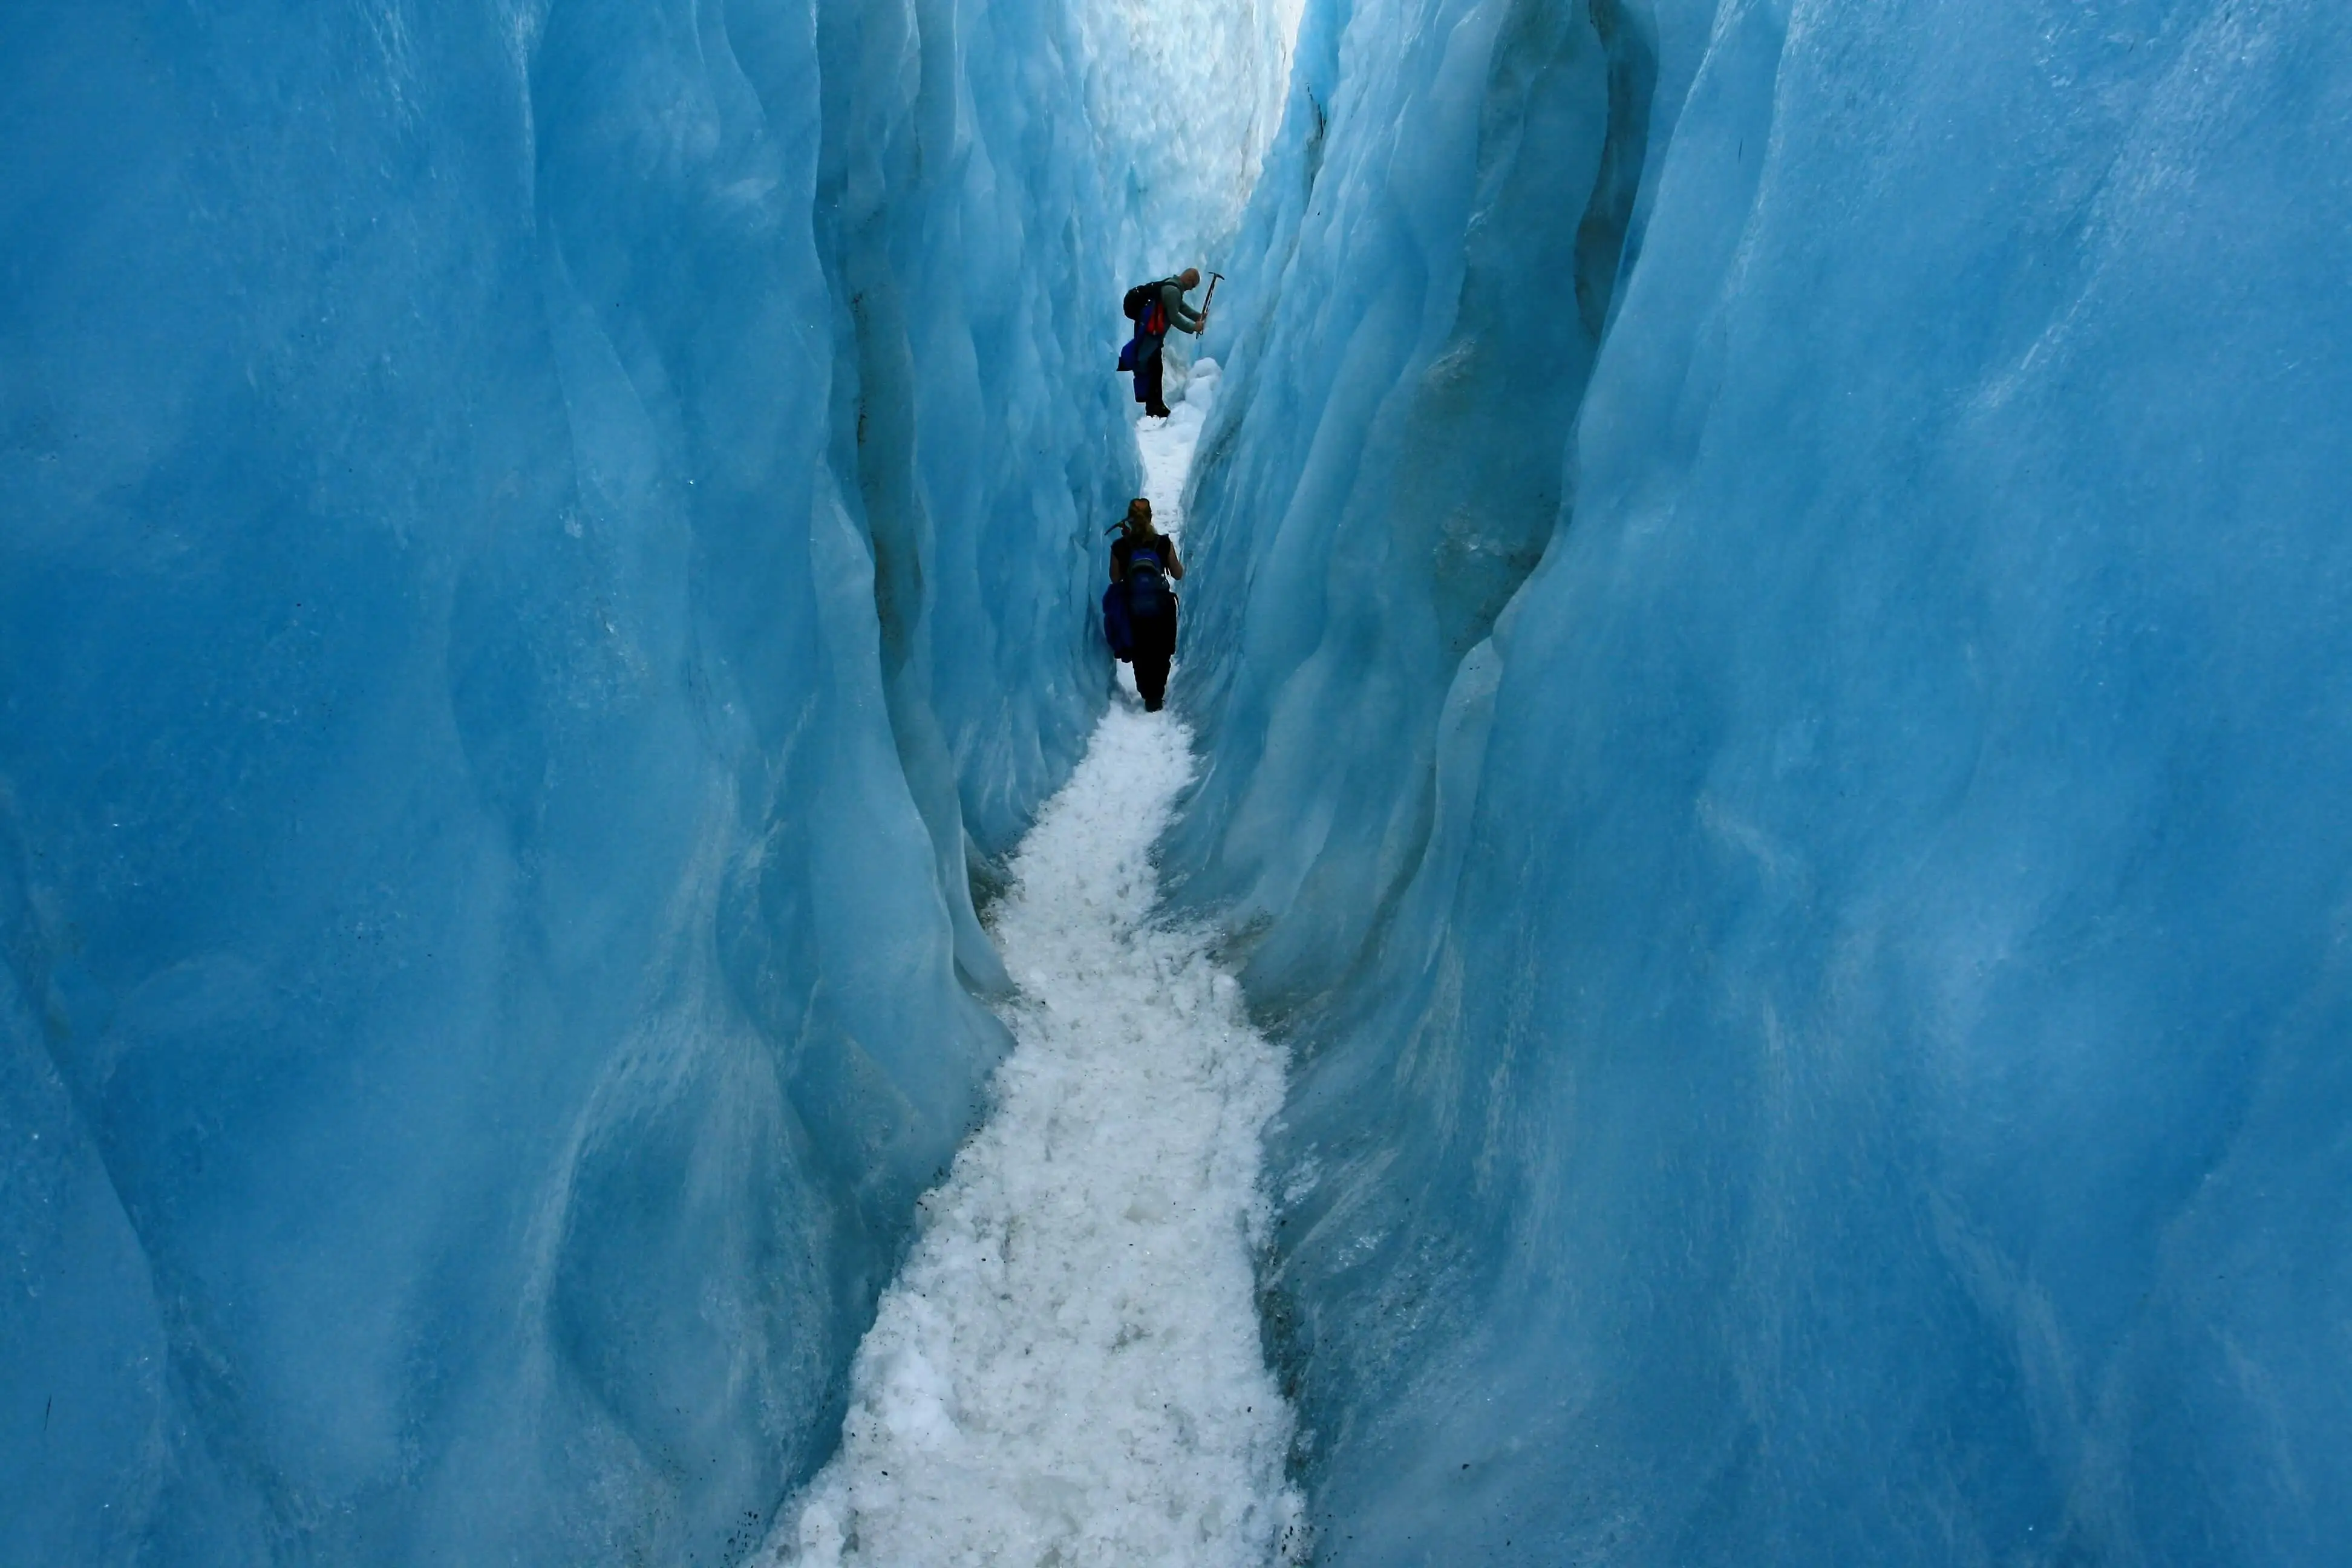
[770,366,1299,1567]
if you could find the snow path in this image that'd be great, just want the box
[769,364,1301,1568]
[1135,360,1216,537]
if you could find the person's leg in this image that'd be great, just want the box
[1137,613,1177,709]
[1140,345,1170,417]
[1134,639,1169,710]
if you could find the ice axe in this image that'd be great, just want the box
[1200,270,1224,329]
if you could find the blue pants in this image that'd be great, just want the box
[1132,339,1168,413]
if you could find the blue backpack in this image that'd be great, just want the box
[1125,543,1172,622]
[1099,534,1174,658]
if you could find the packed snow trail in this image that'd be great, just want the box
[768,364,1301,1567]
[1132,356,1220,535]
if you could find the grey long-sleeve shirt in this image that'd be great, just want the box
[1156,279,1204,336]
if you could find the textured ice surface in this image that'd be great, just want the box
[0,0,1129,1560]
[13,0,2351,1559]
[1171,0,1653,1005]
[1179,0,2352,1563]
[1076,0,1307,275]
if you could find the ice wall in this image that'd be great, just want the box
[1075,0,1308,276]
[1171,0,1659,1013]
[1178,0,2352,1561]
[0,0,1129,1561]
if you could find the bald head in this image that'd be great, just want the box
[1180,267,1201,289]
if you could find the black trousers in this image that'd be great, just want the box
[1132,604,1177,710]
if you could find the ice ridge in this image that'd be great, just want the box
[1174,0,2352,1562]
[0,0,1132,1560]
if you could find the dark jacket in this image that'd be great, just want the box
[1111,528,1184,583]
[1139,281,1204,365]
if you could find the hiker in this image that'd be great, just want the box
[1103,497,1185,711]
[1120,269,1208,419]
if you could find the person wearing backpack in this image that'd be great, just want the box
[1119,269,1207,418]
[1106,497,1185,710]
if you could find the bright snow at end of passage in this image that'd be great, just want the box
[1078,0,1305,269]
[766,359,1298,1567]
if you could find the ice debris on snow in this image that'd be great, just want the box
[1138,357,1221,526]
[768,705,1301,1568]
[769,345,1289,1568]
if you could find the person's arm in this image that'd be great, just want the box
[1163,284,1205,335]
[1166,538,1185,580]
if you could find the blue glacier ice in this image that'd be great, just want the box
[1075,0,1307,274]
[1174,0,2352,1561]
[1,0,1134,1559]
[10,0,2352,1560]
